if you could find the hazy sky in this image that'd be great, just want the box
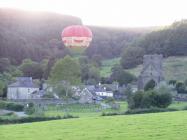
[1,0,187,27]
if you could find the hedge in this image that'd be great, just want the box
[0,114,78,125]
[101,107,178,116]
[0,101,24,111]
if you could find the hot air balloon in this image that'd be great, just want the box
[61,25,92,48]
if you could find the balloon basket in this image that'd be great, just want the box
[68,47,87,57]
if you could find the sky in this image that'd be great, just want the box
[1,0,187,27]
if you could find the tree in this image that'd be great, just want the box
[79,56,100,84]
[110,64,136,86]
[176,82,187,93]
[129,89,172,109]
[19,59,45,79]
[0,81,5,97]
[53,82,73,99]
[120,47,144,69]
[169,80,177,85]
[144,79,156,91]
[0,58,11,73]
[49,56,81,85]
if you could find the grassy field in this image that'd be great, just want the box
[100,58,120,77]
[1,111,187,140]
[100,56,187,81]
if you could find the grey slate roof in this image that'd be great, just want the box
[8,77,38,88]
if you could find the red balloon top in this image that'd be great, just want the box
[62,25,92,38]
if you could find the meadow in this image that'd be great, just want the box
[0,111,187,140]
[101,56,187,81]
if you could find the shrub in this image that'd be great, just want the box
[125,107,178,115]
[6,103,24,111]
[0,115,78,125]
[101,112,120,116]
[0,101,24,111]
[105,97,115,103]
[101,108,178,116]
[144,79,156,91]
[128,90,172,109]
[176,82,187,93]
[0,101,7,109]
[169,80,177,85]
[182,106,187,110]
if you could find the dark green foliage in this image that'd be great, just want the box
[5,103,24,111]
[0,9,81,65]
[110,64,136,86]
[0,101,7,108]
[24,103,35,115]
[0,58,11,73]
[0,115,78,125]
[19,59,47,79]
[0,101,24,111]
[49,56,81,85]
[169,80,177,85]
[104,97,115,103]
[144,79,156,91]
[129,90,172,109]
[79,56,100,84]
[120,47,144,69]
[176,82,187,93]
[125,107,178,115]
[101,108,178,116]
[85,26,144,59]
[0,81,5,97]
[120,20,187,68]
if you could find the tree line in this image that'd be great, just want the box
[121,20,187,69]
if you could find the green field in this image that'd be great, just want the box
[1,111,187,140]
[101,56,187,81]
[100,58,120,77]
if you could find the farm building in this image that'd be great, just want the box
[7,77,40,99]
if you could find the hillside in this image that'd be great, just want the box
[0,8,153,65]
[1,111,187,140]
[120,20,187,69]
[0,8,82,64]
[101,56,187,81]
[129,56,187,81]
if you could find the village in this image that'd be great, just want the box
[1,4,187,140]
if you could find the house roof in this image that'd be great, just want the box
[8,77,39,88]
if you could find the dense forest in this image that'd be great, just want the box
[0,8,151,65]
[121,20,187,68]
[0,8,82,64]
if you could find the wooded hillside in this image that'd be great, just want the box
[0,8,149,65]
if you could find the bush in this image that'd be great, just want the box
[129,90,172,109]
[0,115,78,125]
[144,80,156,91]
[6,103,24,111]
[125,107,178,115]
[105,97,115,103]
[24,103,35,115]
[0,101,24,111]
[101,112,120,116]
[101,108,178,116]
[0,101,7,109]
[176,82,187,93]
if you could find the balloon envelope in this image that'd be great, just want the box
[62,25,92,48]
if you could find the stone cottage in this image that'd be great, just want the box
[7,77,39,99]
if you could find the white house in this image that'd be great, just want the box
[95,87,113,97]
[7,77,39,99]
